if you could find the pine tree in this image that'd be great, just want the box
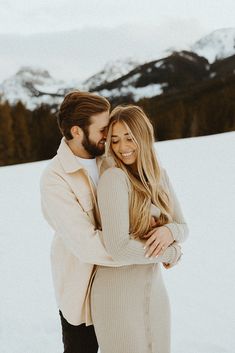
[11,102,32,162]
[0,102,15,166]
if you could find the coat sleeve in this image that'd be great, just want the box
[97,167,181,265]
[40,169,124,266]
[161,169,189,243]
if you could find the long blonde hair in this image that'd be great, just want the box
[105,105,173,239]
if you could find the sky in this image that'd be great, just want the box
[1,0,235,35]
[0,0,235,82]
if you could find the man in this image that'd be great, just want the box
[40,91,180,353]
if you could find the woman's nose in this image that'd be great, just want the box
[119,140,128,152]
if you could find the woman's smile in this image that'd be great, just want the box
[111,121,137,166]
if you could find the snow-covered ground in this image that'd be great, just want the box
[0,131,234,353]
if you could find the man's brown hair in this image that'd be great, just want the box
[57,91,110,140]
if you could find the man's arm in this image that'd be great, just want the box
[40,170,122,266]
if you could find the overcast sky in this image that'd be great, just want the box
[0,0,234,83]
[1,0,234,35]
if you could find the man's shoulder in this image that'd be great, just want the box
[40,155,63,187]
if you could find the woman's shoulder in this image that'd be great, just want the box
[99,167,130,187]
[100,166,127,179]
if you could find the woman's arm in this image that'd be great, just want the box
[161,168,189,243]
[97,167,181,265]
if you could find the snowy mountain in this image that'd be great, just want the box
[94,51,210,102]
[192,28,235,63]
[83,58,141,90]
[0,59,140,110]
[0,28,235,110]
[0,52,212,108]
[1,131,234,353]
[0,67,81,110]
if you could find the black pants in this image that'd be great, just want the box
[59,311,98,353]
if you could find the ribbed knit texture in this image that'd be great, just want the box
[97,167,183,265]
[91,264,171,353]
[90,167,188,353]
[161,169,189,243]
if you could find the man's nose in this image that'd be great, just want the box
[102,127,108,139]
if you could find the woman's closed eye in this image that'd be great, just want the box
[112,137,133,144]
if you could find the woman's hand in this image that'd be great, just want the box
[143,226,174,258]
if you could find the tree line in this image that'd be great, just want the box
[140,74,235,141]
[0,102,61,166]
[0,77,234,166]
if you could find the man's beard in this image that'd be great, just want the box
[82,129,105,157]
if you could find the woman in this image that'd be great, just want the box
[90,105,189,353]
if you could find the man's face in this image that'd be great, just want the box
[82,111,110,157]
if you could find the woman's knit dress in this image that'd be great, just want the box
[90,167,188,353]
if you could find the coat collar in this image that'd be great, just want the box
[57,137,115,174]
[57,138,83,173]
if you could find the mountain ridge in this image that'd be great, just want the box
[0,28,235,110]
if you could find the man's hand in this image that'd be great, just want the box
[143,226,174,258]
[150,216,158,228]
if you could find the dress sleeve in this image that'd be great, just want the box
[161,169,189,243]
[97,167,181,265]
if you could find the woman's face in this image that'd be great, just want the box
[111,121,138,166]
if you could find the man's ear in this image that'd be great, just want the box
[70,125,83,139]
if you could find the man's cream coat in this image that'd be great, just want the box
[40,138,125,325]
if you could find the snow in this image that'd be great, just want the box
[83,58,141,90]
[0,61,142,110]
[0,67,80,110]
[99,83,163,102]
[97,71,164,101]
[155,60,164,68]
[0,131,234,353]
[192,28,235,63]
